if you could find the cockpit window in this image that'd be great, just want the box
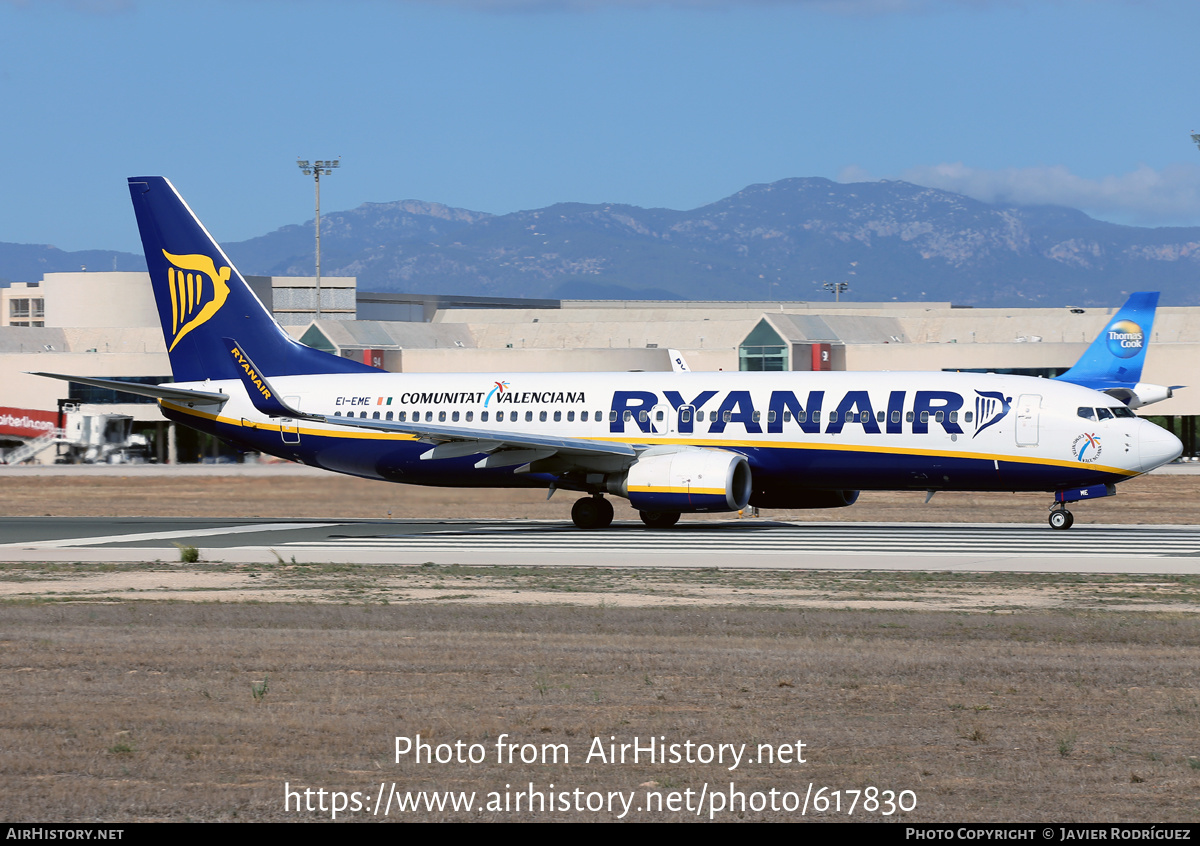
[1077,407,1095,420]
[1111,406,1136,419]
[1095,407,1114,421]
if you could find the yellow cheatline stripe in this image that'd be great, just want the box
[628,485,726,495]
[160,403,1137,477]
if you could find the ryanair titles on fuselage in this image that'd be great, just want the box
[329,386,1012,439]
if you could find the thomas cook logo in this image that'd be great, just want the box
[972,390,1012,439]
[1106,319,1144,359]
[1072,432,1102,463]
[484,381,509,407]
[164,250,231,352]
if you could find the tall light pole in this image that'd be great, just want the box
[823,280,849,302]
[297,158,339,320]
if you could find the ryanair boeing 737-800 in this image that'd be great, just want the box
[34,178,1184,530]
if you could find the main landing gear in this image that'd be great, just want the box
[639,510,681,529]
[1048,504,1075,530]
[571,495,614,530]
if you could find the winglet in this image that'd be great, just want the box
[223,338,304,417]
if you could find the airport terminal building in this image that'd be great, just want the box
[3,271,1198,463]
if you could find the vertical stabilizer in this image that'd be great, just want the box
[1055,292,1158,390]
[127,176,375,382]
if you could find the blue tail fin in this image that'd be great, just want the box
[1055,292,1158,391]
[127,176,375,383]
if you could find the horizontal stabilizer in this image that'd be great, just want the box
[29,372,229,404]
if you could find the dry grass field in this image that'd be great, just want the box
[1,470,1199,822]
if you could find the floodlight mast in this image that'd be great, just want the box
[823,280,850,302]
[297,158,339,320]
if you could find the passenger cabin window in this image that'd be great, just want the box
[722,410,732,423]
[639,411,648,423]
[372,411,380,420]
[876,411,885,423]
[452,411,460,422]
[783,411,792,422]
[439,411,446,422]
[566,411,573,422]
[480,411,487,422]
[466,411,474,422]
[540,411,548,422]
[680,409,691,423]
[919,411,929,423]
[906,411,914,423]
[497,410,505,422]
[767,411,776,423]
[752,411,761,423]
[398,411,407,422]
[964,411,973,422]
[1078,407,1096,420]
[425,411,433,422]
[890,411,901,424]
[525,411,533,422]
[554,411,561,422]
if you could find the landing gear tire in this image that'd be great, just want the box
[639,510,681,529]
[1048,509,1074,530]
[572,496,614,530]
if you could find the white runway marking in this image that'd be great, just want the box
[288,524,1200,559]
[1,523,341,549]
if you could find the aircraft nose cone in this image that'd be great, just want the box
[1139,423,1183,472]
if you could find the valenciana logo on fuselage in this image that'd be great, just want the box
[1072,433,1102,463]
[163,249,231,351]
[484,381,509,407]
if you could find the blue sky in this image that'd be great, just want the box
[3,0,1200,253]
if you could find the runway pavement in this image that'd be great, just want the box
[2,516,1199,573]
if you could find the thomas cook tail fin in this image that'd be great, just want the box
[127,176,375,383]
[1055,291,1177,408]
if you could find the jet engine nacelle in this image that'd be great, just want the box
[608,446,751,513]
[1104,383,1175,409]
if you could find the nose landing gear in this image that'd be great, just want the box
[571,495,614,529]
[1048,505,1074,530]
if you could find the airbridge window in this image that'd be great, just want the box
[1078,407,1096,420]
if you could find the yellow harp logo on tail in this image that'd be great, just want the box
[163,250,232,352]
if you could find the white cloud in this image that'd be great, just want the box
[841,162,1200,227]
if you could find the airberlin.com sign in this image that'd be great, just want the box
[0,407,57,438]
